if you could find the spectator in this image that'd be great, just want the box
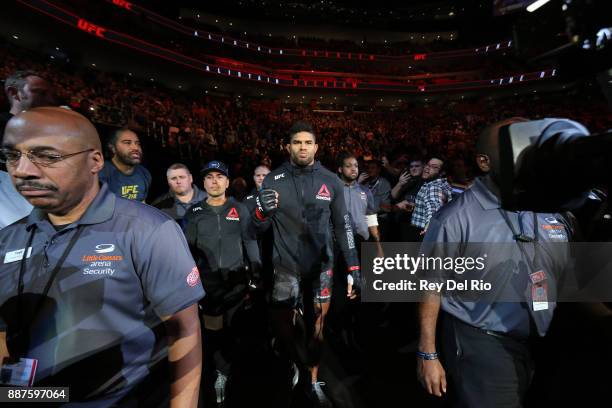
[410,157,453,238]
[1,70,54,141]
[392,159,425,241]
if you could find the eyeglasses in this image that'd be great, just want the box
[0,148,94,166]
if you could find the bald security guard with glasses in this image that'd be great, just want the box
[0,107,204,407]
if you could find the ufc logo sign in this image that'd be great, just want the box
[112,0,133,11]
[77,19,107,38]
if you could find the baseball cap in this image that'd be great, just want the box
[201,160,229,177]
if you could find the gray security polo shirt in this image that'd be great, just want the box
[0,171,32,230]
[422,177,571,339]
[0,183,204,404]
[342,181,377,240]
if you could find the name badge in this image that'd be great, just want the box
[0,358,38,387]
[3,248,32,264]
[530,270,549,311]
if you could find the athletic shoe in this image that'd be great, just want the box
[215,370,227,405]
[307,381,333,408]
[291,362,300,389]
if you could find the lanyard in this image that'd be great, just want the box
[498,209,540,271]
[16,225,85,345]
[7,225,83,356]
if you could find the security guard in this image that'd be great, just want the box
[0,108,203,406]
[417,118,574,407]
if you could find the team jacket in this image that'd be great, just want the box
[243,188,258,214]
[184,198,261,292]
[253,161,359,276]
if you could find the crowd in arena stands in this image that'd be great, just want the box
[2,41,611,196]
[59,0,482,56]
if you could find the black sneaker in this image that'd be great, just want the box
[307,382,333,408]
[214,370,227,405]
[290,362,300,389]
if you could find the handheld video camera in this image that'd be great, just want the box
[497,118,612,212]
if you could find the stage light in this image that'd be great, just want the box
[526,0,551,12]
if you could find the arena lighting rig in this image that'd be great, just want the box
[16,0,559,93]
[104,0,513,62]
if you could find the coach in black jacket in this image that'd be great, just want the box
[184,161,261,314]
[253,121,359,405]
[184,160,262,404]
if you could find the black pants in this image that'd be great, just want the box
[441,315,534,408]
